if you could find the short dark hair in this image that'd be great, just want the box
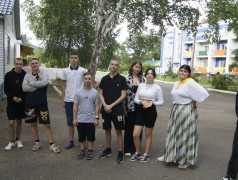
[83,72,92,77]
[145,68,156,78]
[70,52,78,56]
[30,58,40,62]
[128,60,143,76]
[179,65,191,77]
[110,58,120,64]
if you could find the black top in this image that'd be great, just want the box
[99,73,128,115]
[4,68,26,104]
[236,92,238,118]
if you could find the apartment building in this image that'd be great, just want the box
[160,23,238,74]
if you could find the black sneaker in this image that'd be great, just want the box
[117,151,124,164]
[139,154,150,163]
[99,148,112,159]
[130,153,142,161]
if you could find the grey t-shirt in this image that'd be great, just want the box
[73,88,100,123]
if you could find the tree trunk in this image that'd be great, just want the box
[88,0,125,81]
[191,32,197,75]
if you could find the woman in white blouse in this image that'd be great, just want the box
[157,65,209,168]
[130,68,164,163]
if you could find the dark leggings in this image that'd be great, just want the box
[227,120,238,179]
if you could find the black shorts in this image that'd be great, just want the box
[25,105,50,124]
[102,114,125,130]
[135,105,157,128]
[77,123,95,142]
[6,103,25,120]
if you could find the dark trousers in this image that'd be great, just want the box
[227,120,238,179]
[124,111,142,154]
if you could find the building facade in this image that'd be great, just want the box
[160,23,238,74]
[0,0,21,99]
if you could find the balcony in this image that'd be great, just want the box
[214,50,226,56]
[184,51,192,57]
[214,67,225,73]
[197,67,207,72]
[198,51,207,56]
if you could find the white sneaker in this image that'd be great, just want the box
[32,142,41,151]
[178,163,190,169]
[124,153,131,157]
[157,155,165,162]
[49,144,60,154]
[15,140,23,148]
[5,142,15,151]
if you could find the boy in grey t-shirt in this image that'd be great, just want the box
[73,72,100,160]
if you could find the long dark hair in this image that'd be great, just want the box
[128,60,143,76]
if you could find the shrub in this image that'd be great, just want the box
[211,74,232,90]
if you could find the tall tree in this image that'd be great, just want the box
[206,0,238,41]
[124,34,161,62]
[23,0,200,78]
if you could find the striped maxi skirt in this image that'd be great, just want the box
[164,104,198,166]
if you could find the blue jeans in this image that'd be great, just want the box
[65,102,74,126]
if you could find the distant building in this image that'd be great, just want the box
[0,0,21,99]
[160,23,238,74]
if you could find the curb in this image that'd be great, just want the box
[207,88,236,95]
[49,74,236,96]
[49,80,62,97]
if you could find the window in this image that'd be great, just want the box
[203,61,208,67]
[221,44,227,50]
[204,45,209,51]
[219,61,226,67]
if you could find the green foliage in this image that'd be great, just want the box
[190,74,199,82]
[124,34,161,61]
[212,74,233,90]
[23,0,200,71]
[229,62,238,72]
[206,0,238,42]
[142,64,158,74]
[22,0,95,67]
[118,64,128,74]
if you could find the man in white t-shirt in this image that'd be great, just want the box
[61,52,86,149]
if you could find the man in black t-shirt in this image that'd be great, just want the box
[4,58,26,151]
[99,59,127,164]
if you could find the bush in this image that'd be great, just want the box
[229,62,238,72]
[190,74,199,82]
[142,64,157,74]
[211,74,232,90]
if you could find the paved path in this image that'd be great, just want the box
[0,72,236,180]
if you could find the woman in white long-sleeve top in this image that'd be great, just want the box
[157,65,209,169]
[130,68,164,163]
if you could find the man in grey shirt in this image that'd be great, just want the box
[73,72,100,160]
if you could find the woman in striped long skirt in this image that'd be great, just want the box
[157,65,209,168]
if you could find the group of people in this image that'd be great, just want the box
[4,57,60,153]
[5,52,237,177]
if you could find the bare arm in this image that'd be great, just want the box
[62,80,66,107]
[94,103,100,126]
[73,103,78,126]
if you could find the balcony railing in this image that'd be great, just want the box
[214,50,226,56]
[214,67,225,73]
[184,51,192,56]
[197,67,207,72]
[198,51,207,56]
